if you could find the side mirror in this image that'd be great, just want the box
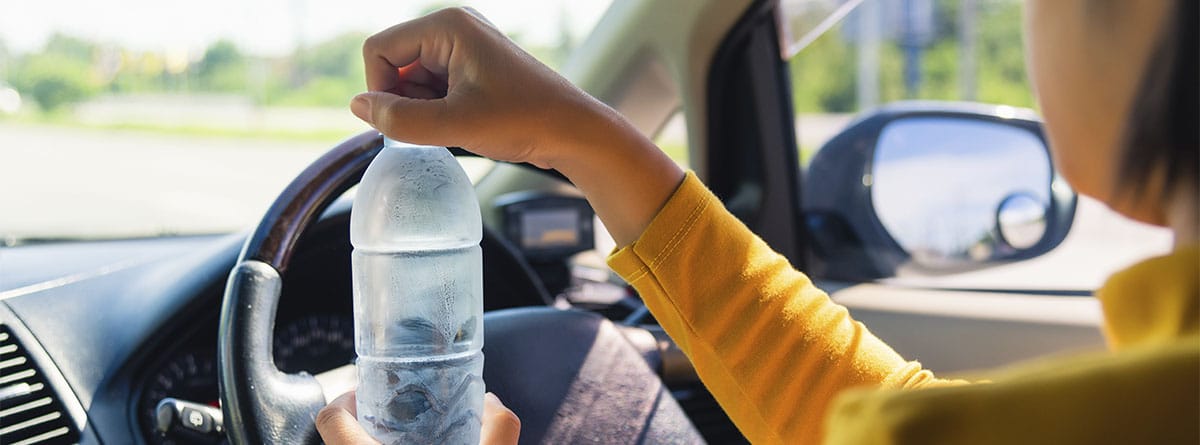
[802,102,1076,281]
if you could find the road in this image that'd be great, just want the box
[2,122,1171,291]
[0,108,849,242]
[1,122,336,241]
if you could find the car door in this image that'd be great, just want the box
[753,0,1173,373]
[562,0,1172,376]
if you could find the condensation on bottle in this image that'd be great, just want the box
[350,137,484,445]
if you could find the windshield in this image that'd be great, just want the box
[0,0,611,245]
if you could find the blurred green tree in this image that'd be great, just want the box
[44,34,95,63]
[789,0,1032,114]
[110,51,166,93]
[268,32,367,106]
[976,0,1033,107]
[295,32,365,80]
[419,2,457,15]
[789,28,856,113]
[3,33,99,112]
[197,40,248,92]
[10,53,97,112]
[916,40,960,100]
[933,0,961,39]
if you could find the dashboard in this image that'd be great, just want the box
[0,205,362,444]
[0,232,241,445]
[0,178,1103,445]
[0,197,627,445]
[0,227,362,444]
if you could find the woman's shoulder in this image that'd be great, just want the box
[824,336,1199,444]
[1096,244,1198,350]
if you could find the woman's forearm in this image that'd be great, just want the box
[547,106,685,247]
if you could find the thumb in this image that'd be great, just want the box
[315,391,381,445]
[481,392,520,444]
[351,92,455,147]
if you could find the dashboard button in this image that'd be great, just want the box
[155,397,224,438]
[181,406,213,433]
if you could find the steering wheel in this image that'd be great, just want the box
[218,131,703,444]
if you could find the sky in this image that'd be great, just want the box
[0,0,613,56]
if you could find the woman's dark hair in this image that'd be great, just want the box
[1117,0,1198,203]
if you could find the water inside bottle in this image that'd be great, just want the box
[357,352,484,445]
[351,141,485,445]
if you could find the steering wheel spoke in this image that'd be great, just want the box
[221,260,326,444]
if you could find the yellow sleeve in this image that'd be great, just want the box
[824,336,1199,445]
[607,172,949,444]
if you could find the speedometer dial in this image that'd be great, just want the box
[139,351,222,445]
[139,313,353,444]
[273,313,355,374]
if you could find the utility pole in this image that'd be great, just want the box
[902,0,920,98]
[291,0,308,86]
[901,0,934,99]
[959,0,978,100]
[857,0,881,111]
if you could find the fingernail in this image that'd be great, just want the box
[485,392,500,404]
[351,94,372,123]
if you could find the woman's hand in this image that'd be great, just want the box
[352,7,612,170]
[354,7,684,246]
[315,390,521,445]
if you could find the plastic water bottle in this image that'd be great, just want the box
[350,137,484,444]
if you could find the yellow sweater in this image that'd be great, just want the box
[608,172,1199,444]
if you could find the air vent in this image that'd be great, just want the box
[0,325,80,445]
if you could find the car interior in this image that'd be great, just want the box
[0,0,1175,444]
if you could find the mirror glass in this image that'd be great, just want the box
[996,193,1046,250]
[871,117,1051,266]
